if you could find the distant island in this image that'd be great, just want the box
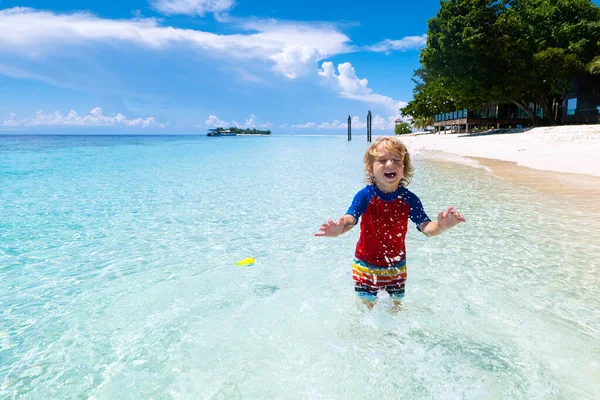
[207,127,271,136]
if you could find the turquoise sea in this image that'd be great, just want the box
[1,134,599,399]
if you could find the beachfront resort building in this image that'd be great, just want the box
[433,104,532,133]
[433,73,600,133]
[563,73,600,124]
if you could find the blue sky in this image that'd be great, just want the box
[0,0,442,133]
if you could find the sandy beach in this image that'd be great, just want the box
[402,125,600,177]
[401,125,600,212]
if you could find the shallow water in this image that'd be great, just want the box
[1,135,599,399]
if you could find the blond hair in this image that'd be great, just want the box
[364,136,414,186]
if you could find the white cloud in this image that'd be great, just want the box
[205,114,230,127]
[367,35,427,53]
[3,113,20,127]
[317,114,404,131]
[317,119,345,129]
[319,61,406,115]
[240,114,273,129]
[0,8,351,80]
[372,115,402,130]
[151,0,235,20]
[350,116,367,129]
[291,122,315,129]
[2,107,157,127]
[316,115,367,129]
[334,115,368,129]
[204,114,272,128]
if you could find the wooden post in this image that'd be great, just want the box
[367,110,372,142]
[366,111,369,142]
[369,110,373,142]
[369,110,372,142]
[348,115,352,141]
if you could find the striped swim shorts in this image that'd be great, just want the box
[352,258,407,299]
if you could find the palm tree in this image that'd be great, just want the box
[411,117,425,131]
[413,116,434,131]
[424,116,434,130]
[586,56,600,74]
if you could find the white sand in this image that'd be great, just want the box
[399,125,600,177]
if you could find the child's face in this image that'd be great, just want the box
[369,145,404,193]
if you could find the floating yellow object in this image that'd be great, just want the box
[236,257,255,266]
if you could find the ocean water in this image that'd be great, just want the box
[1,134,598,399]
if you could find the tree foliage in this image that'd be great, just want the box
[412,116,434,130]
[395,122,412,135]
[587,55,600,74]
[400,68,456,120]
[402,0,600,125]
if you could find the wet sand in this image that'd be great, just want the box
[470,156,600,214]
[401,125,600,177]
[399,125,600,214]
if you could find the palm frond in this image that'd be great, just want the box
[586,56,600,74]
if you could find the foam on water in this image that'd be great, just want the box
[1,135,599,399]
[412,149,493,172]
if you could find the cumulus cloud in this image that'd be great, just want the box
[2,107,158,127]
[318,61,406,115]
[317,119,345,129]
[291,122,316,129]
[204,114,272,128]
[151,0,235,20]
[0,8,351,80]
[235,114,273,129]
[317,115,404,131]
[367,34,427,53]
[205,114,229,127]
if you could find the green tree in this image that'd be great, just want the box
[412,117,425,131]
[412,116,434,130]
[416,0,600,125]
[401,68,455,120]
[395,122,412,135]
[587,55,600,74]
[413,116,435,131]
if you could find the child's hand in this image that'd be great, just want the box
[314,218,345,237]
[437,206,466,231]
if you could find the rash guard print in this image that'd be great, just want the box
[346,185,430,267]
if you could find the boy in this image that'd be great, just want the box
[315,137,466,302]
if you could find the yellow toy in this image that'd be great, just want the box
[236,257,255,266]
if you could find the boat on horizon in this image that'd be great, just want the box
[207,128,237,137]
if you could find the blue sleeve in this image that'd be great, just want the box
[405,191,431,231]
[346,187,372,221]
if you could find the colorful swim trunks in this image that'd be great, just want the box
[352,258,407,299]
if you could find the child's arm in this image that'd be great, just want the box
[419,206,466,237]
[314,214,357,237]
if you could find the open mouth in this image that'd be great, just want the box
[384,172,396,178]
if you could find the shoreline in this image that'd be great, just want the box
[400,125,600,211]
[401,125,600,177]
